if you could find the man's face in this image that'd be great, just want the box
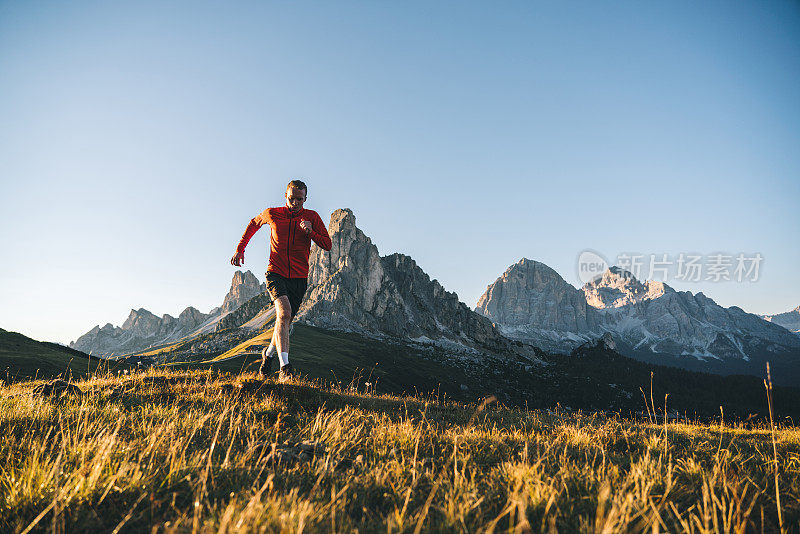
[285,186,307,212]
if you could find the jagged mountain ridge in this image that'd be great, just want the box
[585,268,800,355]
[297,209,517,354]
[70,271,266,357]
[65,207,797,387]
[86,208,539,368]
[475,259,800,384]
[221,271,265,314]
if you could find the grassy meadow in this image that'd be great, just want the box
[1,368,798,533]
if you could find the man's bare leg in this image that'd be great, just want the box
[273,295,291,356]
[260,297,293,376]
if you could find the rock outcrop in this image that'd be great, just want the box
[583,266,666,308]
[221,271,266,314]
[571,332,617,358]
[297,209,511,352]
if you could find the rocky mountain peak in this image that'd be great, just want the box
[221,270,266,314]
[178,306,201,318]
[478,259,574,308]
[475,258,600,333]
[329,207,357,232]
[231,270,257,286]
[178,306,206,327]
[121,308,159,331]
[608,265,633,277]
[507,258,564,283]
[299,209,400,334]
[118,308,161,340]
[582,267,668,309]
[306,208,380,289]
[298,209,511,351]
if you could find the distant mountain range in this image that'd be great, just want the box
[475,259,800,383]
[66,208,800,386]
[69,271,265,358]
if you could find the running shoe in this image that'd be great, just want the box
[259,347,275,377]
[278,363,296,382]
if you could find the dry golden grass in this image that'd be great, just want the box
[0,368,798,533]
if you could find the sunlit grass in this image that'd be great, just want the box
[135,341,187,357]
[213,328,275,361]
[0,368,797,532]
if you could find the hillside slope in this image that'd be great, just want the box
[0,328,111,380]
[175,324,800,421]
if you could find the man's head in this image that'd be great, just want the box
[285,180,307,212]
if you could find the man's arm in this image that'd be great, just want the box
[231,209,270,266]
[307,211,332,251]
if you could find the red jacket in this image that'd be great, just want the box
[237,206,332,279]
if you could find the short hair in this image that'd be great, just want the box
[286,180,307,196]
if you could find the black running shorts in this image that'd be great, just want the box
[265,272,308,319]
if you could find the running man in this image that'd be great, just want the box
[231,180,332,381]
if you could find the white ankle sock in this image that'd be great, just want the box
[264,342,276,359]
[279,352,289,367]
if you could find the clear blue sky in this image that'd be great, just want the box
[1,1,798,344]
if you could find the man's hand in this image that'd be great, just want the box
[299,219,313,235]
[231,251,244,266]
